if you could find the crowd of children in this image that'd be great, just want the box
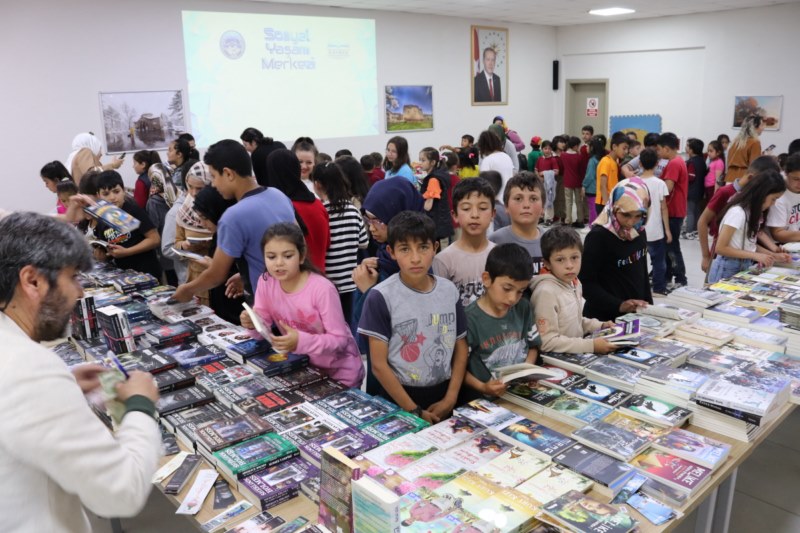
[44,120,800,422]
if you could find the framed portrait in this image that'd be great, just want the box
[471,25,508,106]
[385,85,433,133]
[732,96,782,130]
[99,90,186,153]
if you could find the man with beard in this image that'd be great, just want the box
[0,212,162,532]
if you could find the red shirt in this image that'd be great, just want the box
[536,155,560,174]
[662,157,688,218]
[560,151,583,188]
[365,168,385,187]
[706,183,738,237]
[293,199,331,273]
[447,172,461,228]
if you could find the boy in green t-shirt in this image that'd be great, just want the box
[464,243,540,399]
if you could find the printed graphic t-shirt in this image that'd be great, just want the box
[358,274,466,387]
[766,189,800,233]
[432,241,496,307]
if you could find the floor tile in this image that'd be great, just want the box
[730,490,800,533]
[766,407,800,454]
[735,439,800,515]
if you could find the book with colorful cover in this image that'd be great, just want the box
[282,417,349,448]
[601,411,670,442]
[396,487,467,532]
[265,402,332,434]
[226,338,277,362]
[362,434,440,471]
[452,399,522,428]
[316,389,398,427]
[566,380,630,407]
[215,376,282,408]
[433,471,501,515]
[640,365,709,390]
[637,337,696,359]
[475,446,550,488]
[395,453,468,494]
[516,464,592,503]
[153,367,196,393]
[695,377,786,416]
[442,432,512,469]
[590,320,640,341]
[544,394,613,426]
[720,366,793,395]
[689,349,751,372]
[651,428,730,470]
[246,352,310,376]
[496,418,576,459]
[239,457,319,511]
[156,386,215,417]
[538,365,587,390]
[756,352,800,380]
[608,349,673,370]
[639,477,689,508]
[629,449,711,493]
[161,402,234,434]
[585,357,644,387]
[541,352,599,373]
[351,475,401,533]
[196,413,273,454]
[195,365,258,393]
[222,512,284,533]
[626,492,676,526]
[503,376,566,411]
[416,416,486,450]
[213,433,298,480]
[84,199,141,232]
[270,367,326,391]
[359,411,429,444]
[160,342,227,368]
[620,394,692,427]
[571,421,650,461]
[479,488,542,532]
[541,490,638,533]
[617,312,681,336]
[299,426,380,468]
[234,389,304,418]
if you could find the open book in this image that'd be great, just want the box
[241,302,284,353]
[492,363,559,383]
[88,239,110,248]
[187,236,213,244]
[170,247,206,262]
[590,319,641,347]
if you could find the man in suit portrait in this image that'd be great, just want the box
[474,47,501,103]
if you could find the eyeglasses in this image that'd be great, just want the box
[363,214,385,228]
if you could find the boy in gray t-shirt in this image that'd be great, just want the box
[358,212,467,424]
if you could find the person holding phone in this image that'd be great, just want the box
[65,132,124,185]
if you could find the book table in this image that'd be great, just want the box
[498,399,796,533]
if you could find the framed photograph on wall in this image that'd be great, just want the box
[99,90,186,153]
[385,86,433,133]
[732,96,782,130]
[471,26,508,106]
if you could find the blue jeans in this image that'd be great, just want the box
[665,217,687,285]
[647,239,668,292]
[708,256,752,284]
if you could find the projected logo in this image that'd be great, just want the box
[220,30,245,59]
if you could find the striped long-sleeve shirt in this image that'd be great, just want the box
[324,201,369,293]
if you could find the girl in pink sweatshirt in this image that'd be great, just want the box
[240,222,365,387]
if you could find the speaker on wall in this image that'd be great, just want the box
[552,60,559,91]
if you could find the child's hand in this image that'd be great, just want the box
[601,321,615,328]
[701,256,711,273]
[772,251,791,263]
[593,338,618,354]
[427,397,455,420]
[225,273,244,299]
[352,261,379,292]
[619,299,648,313]
[240,310,254,330]
[754,253,775,269]
[106,244,129,259]
[420,409,440,424]
[483,379,507,397]
[269,321,299,353]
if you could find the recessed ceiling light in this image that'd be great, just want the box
[589,7,635,16]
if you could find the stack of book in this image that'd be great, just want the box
[551,443,635,499]
[634,365,709,408]
[71,295,98,340]
[502,375,567,414]
[665,286,727,312]
[96,305,136,354]
[672,321,734,348]
[540,490,638,533]
[571,420,650,461]
[541,394,613,428]
[618,394,692,427]
[540,352,599,373]
[589,319,641,347]
[651,428,731,470]
[213,432,298,487]
[629,448,712,498]
[584,357,643,393]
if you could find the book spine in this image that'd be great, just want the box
[693,400,763,425]
[235,449,300,479]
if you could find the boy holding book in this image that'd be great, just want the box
[531,226,616,354]
[489,172,546,276]
[464,243,540,398]
[433,178,496,307]
[358,211,468,424]
[91,170,162,279]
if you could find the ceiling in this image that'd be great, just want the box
[250,0,798,26]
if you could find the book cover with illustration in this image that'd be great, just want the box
[239,457,319,511]
[299,426,380,468]
[160,341,226,368]
[397,487,467,532]
[295,378,348,402]
[496,418,576,458]
[517,464,591,503]
[156,386,215,417]
[545,395,613,425]
[320,391,399,427]
[416,415,486,450]
[608,349,672,369]
[359,411,429,444]
[283,418,349,448]
[504,376,565,409]
[362,434,440,472]
[538,365,586,390]
[571,421,650,461]
[601,411,670,441]
[652,428,731,469]
[476,446,550,488]
[629,449,711,493]
[395,453,469,494]
[542,490,637,533]
[196,413,273,454]
[84,200,141,233]
[234,389,304,418]
[453,399,522,428]
[270,366,326,391]
[620,394,692,427]
[472,488,541,532]
[567,380,629,407]
[433,472,502,523]
[585,358,643,387]
[213,432,298,480]
[265,402,331,434]
[195,365,258,393]
[443,433,512,469]
[552,443,634,489]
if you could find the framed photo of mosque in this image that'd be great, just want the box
[471,26,508,106]
[99,90,186,153]
[385,85,434,132]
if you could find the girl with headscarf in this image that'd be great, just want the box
[578,178,653,321]
[146,165,179,285]
[173,162,213,303]
[266,149,330,273]
[192,185,242,324]
[66,132,123,184]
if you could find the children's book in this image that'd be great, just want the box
[452,399,522,428]
[351,475,401,533]
[517,464,592,504]
[442,432,512,469]
[362,433,440,472]
[475,446,550,488]
[571,421,650,461]
[495,418,576,459]
[651,428,730,470]
[541,490,638,533]
[416,415,486,450]
[395,453,468,494]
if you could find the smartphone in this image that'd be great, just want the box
[119,152,126,159]
[764,144,776,153]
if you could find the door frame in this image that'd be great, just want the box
[565,78,609,135]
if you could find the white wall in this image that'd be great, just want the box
[555,3,800,151]
[0,0,556,213]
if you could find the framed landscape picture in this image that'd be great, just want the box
[99,90,186,153]
[385,85,433,132]
[732,96,782,130]
[471,25,508,106]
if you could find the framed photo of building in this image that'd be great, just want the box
[99,90,186,153]
[385,85,433,132]
[471,26,508,106]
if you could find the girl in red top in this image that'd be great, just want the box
[536,140,561,225]
[132,150,162,209]
[266,149,330,273]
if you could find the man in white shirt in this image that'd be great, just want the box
[0,212,161,533]
[474,48,502,103]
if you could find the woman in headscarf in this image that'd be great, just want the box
[266,149,330,273]
[173,162,213,304]
[146,165,179,285]
[579,178,653,321]
[66,132,122,184]
[192,185,242,324]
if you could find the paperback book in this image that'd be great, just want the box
[234,389,304,418]
[601,411,670,442]
[651,428,730,470]
[452,399,523,428]
[269,367,326,391]
[496,418,576,459]
[629,449,711,494]
[245,352,310,376]
[541,490,638,533]
[294,379,348,402]
[394,453,468,494]
[157,386,215,417]
[503,377,566,412]
[416,415,486,450]
[362,434,440,471]
[584,358,643,392]
[475,446,550,488]
[282,417,349,448]
[541,352,600,373]
[441,432,512,469]
[84,200,141,233]
[239,457,319,511]
[195,364,258,394]
[566,379,630,408]
[161,342,227,369]
[195,413,274,455]
[543,394,613,427]
[154,367,196,393]
[359,411,429,443]
[538,365,586,390]
[213,432,299,481]
[552,443,635,497]
[608,349,674,370]
[516,464,592,504]
[299,426,380,468]
[571,421,650,461]
[618,394,693,428]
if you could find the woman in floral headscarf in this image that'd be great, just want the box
[173,161,213,304]
[579,177,653,321]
